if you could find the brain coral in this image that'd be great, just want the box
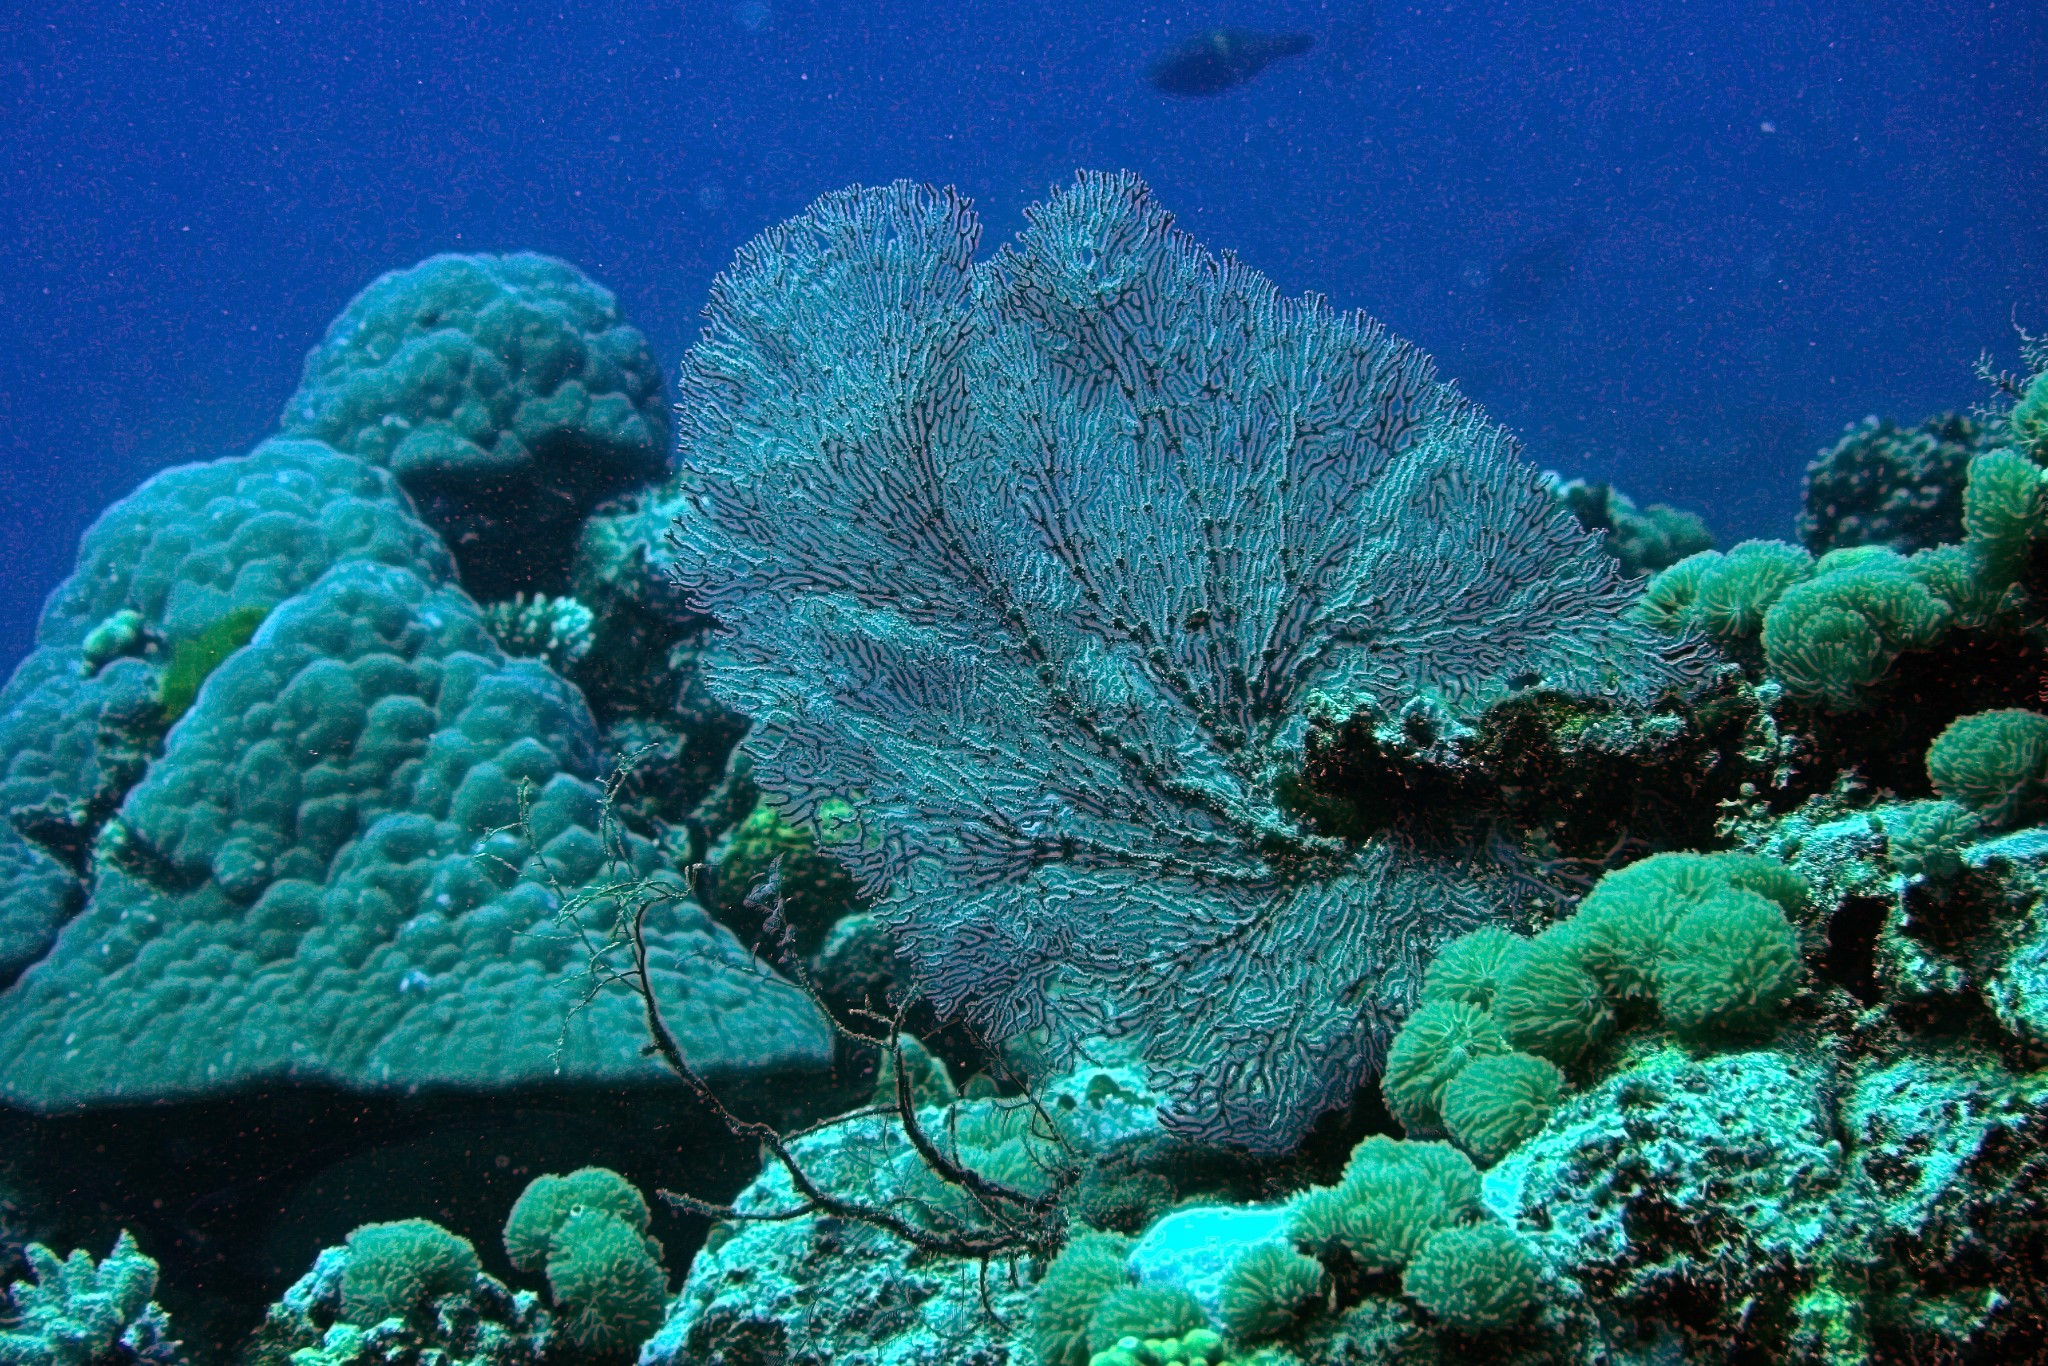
[0,559,828,1108]
[280,252,669,598]
[664,171,1708,1151]
[0,438,456,984]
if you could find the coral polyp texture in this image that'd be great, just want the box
[0,255,830,1111]
[280,252,669,598]
[0,558,826,1106]
[664,171,1708,1151]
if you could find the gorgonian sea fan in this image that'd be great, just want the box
[665,171,1706,1151]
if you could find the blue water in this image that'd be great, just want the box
[4,0,2043,666]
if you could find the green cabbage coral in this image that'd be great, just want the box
[503,1166,652,1274]
[1494,926,1614,1065]
[1419,926,1527,1012]
[339,1219,481,1326]
[1380,1000,1506,1131]
[1653,887,1803,1038]
[1959,448,2044,587]
[1761,549,1950,710]
[1635,541,1813,643]
[1034,1232,1135,1366]
[2012,371,2048,461]
[1288,1137,1478,1271]
[1572,851,1806,1001]
[1331,1165,1449,1272]
[1400,1222,1545,1333]
[1086,1285,1209,1355]
[1440,1051,1565,1165]
[502,1168,666,1359]
[1217,1244,1323,1342]
[1926,708,2048,827]
[545,1209,668,1356]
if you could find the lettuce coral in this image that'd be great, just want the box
[1925,708,2048,827]
[1653,887,1804,1037]
[1399,1223,1544,1333]
[1440,1050,1565,1164]
[339,1220,481,1327]
[663,170,1708,1152]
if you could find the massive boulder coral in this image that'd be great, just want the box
[0,560,827,1107]
[664,170,1709,1151]
[280,252,669,599]
[0,439,457,984]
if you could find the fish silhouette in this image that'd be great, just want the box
[1148,29,1314,97]
[1488,217,1592,320]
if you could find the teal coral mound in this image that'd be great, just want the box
[664,169,1711,1153]
[0,1232,181,1366]
[339,1220,481,1326]
[1761,547,1951,709]
[0,438,455,984]
[245,1240,547,1366]
[1926,708,2048,826]
[1399,1223,1544,1333]
[279,252,668,598]
[541,1210,667,1357]
[502,1167,651,1274]
[0,560,831,1108]
[1486,1045,1843,1354]
[502,1169,666,1360]
[643,1099,1048,1366]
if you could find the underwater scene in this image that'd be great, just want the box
[5,2,2048,1363]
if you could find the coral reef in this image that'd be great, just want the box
[6,182,2048,1366]
[1548,475,1716,578]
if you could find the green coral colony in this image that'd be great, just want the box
[4,173,2048,1366]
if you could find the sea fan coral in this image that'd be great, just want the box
[665,171,1707,1150]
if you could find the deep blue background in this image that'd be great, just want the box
[4,0,2044,667]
